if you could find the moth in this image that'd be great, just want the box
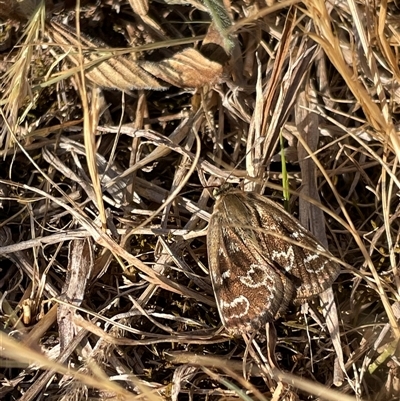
[207,186,340,334]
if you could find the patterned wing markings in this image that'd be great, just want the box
[245,191,340,299]
[207,192,295,333]
[207,187,340,334]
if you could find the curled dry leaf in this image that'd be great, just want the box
[141,48,224,88]
[49,21,167,92]
[49,22,224,91]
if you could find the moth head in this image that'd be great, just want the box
[212,183,234,199]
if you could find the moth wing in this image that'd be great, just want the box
[248,192,340,299]
[207,208,294,334]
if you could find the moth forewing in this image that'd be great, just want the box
[246,191,341,297]
[207,188,295,333]
[207,186,340,334]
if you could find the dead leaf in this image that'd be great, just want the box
[141,48,224,88]
[49,21,167,92]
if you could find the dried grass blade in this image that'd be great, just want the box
[0,332,138,399]
[57,239,93,352]
[128,0,149,16]
[0,1,46,150]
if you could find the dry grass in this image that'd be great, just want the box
[0,0,399,400]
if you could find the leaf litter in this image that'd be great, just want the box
[0,0,399,400]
